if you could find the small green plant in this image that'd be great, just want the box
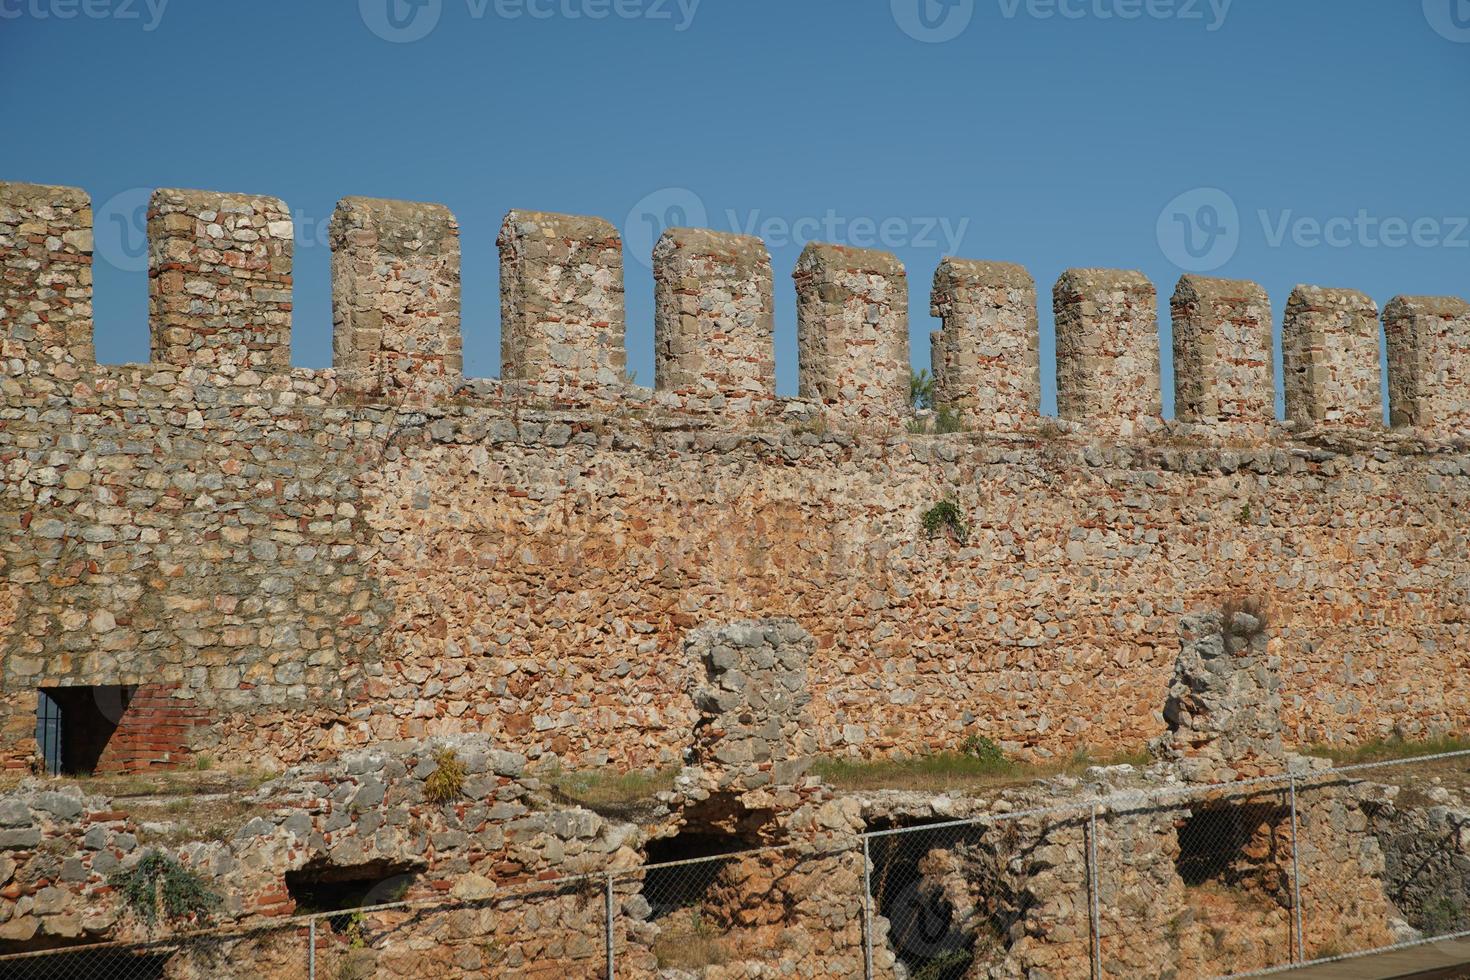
[108,851,222,930]
[1237,503,1253,525]
[933,407,965,434]
[959,734,1008,768]
[906,416,930,434]
[910,950,974,980]
[910,368,935,411]
[343,910,368,948]
[193,755,213,772]
[1421,895,1463,935]
[921,499,969,545]
[423,748,466,804]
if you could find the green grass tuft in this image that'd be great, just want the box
[541,765,678,812]
[811,743,1153,793]
[1305,734,1470,766]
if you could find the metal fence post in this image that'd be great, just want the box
[1088,804,1102,980]
[308,916,316,980]
[1288,775,1305,963]
[861,836,875,980]
[605,872,616,979]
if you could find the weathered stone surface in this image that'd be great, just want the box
[1384,294,1470,437]
[1054,268,1161,428]
[930,258,1039,430]
[0,188,1467,781]
[329,197,462,404]
[1154,605,1284,783]
[0,182,94,383]
[1283,285,1381,428]
[653,228,775,414]
[687,619,814,794]
[148,188,293,379]
[498,210,626,400]
[1172,275,1274,426]
[795,242,908,426]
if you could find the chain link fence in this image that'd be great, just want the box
[3,751,1469,979]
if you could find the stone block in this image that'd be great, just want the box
[1283,285,1381,428]
[498,210,626,399]
[1383,295,1470,436]
[1171,275,1273,425]
[330,197,462,404]
[930,258,1039,428]
[148,188,292,378]
[795,242,908,425]
[0,181,94,382]
[652,228,774,412]
[1054,268,1160,424]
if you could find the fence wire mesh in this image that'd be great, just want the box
[1095,784,1299,979]
[4,751,1470,980]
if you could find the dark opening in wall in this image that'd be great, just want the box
[1176,800,1292,897]
[641,830,753,919]
[866,822,991,980]
[284,860,422,932]
[34,686,135,776]
[0,949,171,978]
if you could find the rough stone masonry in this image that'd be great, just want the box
[2,179,1470,775]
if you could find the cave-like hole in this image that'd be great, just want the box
[867,822,990,980]
[285,860,422,933]
[0,949,170,977]
[641,831,751,919]
[1176,801,1291,895]
[640,795,773,974]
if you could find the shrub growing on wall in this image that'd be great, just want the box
[108,851,222,930]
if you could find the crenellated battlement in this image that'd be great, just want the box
[1283,285,1382,429]
[1170,275,1273,427]
[794,241,910,424]
[4,177,1470,776]
[4,180,1470,440]
[329,196,462,404]
[147,188,294,378]
[930,258,1039,429]
[652,227,775,413]
[1053,268,1161,431]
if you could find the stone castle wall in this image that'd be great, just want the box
[3,180,1470,773]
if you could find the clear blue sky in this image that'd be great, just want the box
[3,0,1467,412]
